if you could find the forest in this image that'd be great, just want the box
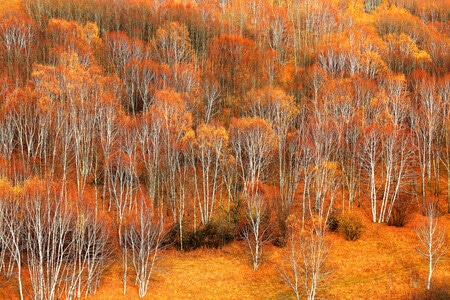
[0,0,449,298]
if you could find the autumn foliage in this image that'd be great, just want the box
[0,0,449,299]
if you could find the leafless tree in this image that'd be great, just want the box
[415,201,449,290]
[436,75,450,213]
[379,126,413,223]
[412,78,442,208]
[230,117,275,269]
[241,189,271,270]
[122,197,165,297]
[0,108,16,166]
[279,220,330,300]
[0,191,25,300]
[109,150,139,245]
[125,58,157,113]
[359,123,381,223]
[137,110,163,214]
[70,101,97,201]
[202,74,221,124]
[6,88,49,175]
[151,89,192,250]
[186,123,227,226]
[0,16,36,84]
[64,209,112,299]
[245,86,299,219]
[364,0,381,13]
[25,182,72,300]
[304,113,339,228]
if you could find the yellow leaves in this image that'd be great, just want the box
[0,177,24,202]
[285,214,300,230]
[382,32,433,73]
[359,51,388,76]
[0,0,21,13]
[414,49,432,62]
[153,21,194,66]
[83,22,101,47]
[343,0,367,24]
[180,128,196,151]
[244,86,298,133]
[322,161,339,171]
[310,160,340,176]
[197,123,228,148]
[58,51,82,70]
[0,177,13,198]
[230,116,278,154]
[11,185,22,197]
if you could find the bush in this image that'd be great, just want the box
[181,218,236,251]
[387,197,414,227]
[326,215,339,232]
[338,213,364,241]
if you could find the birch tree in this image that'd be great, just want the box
[123,197,164,298]
[229,117,276,269]
[280,218,330,300]
[415,201,449,290]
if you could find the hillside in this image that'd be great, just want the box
[0,0,449,299]
[93,213,449,299]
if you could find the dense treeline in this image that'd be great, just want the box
[0,0,449,298]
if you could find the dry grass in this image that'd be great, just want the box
[1,212,448,299]
[93,243,292,299]
[89,212,449,300]
[325,212,450,300]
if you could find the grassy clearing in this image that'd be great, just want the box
[93,243,292,299]
[86,212,450,299]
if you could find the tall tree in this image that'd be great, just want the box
[415,201,449,290]
[151,89,192,250]
[0,15,36,85]
[123,196,164,298]
[186,122,228,226]
[280,218,330,300]
[245,86,298,220]
[229,117,276,269]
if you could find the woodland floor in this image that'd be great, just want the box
[90,211,450,299]
[2,211,447,299]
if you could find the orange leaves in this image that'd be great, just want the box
[230,116,274,139]
[0,14,36,82]
[207,34,259,96]
[152,89,193,146]
[32,50,120,107]
[245,85,297,135]
[0,15,36,56]
[229,117,277,185]
[383,33,432,74]
[46,19,100,67]
[152,21,194,66]
[153,89,191,128]
[196,122,229,152]
[0,177,13,199]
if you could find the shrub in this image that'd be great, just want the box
[181,218,236,251]
[326,215,339,232]
[387,197,414,227]
[338,213,364,241]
